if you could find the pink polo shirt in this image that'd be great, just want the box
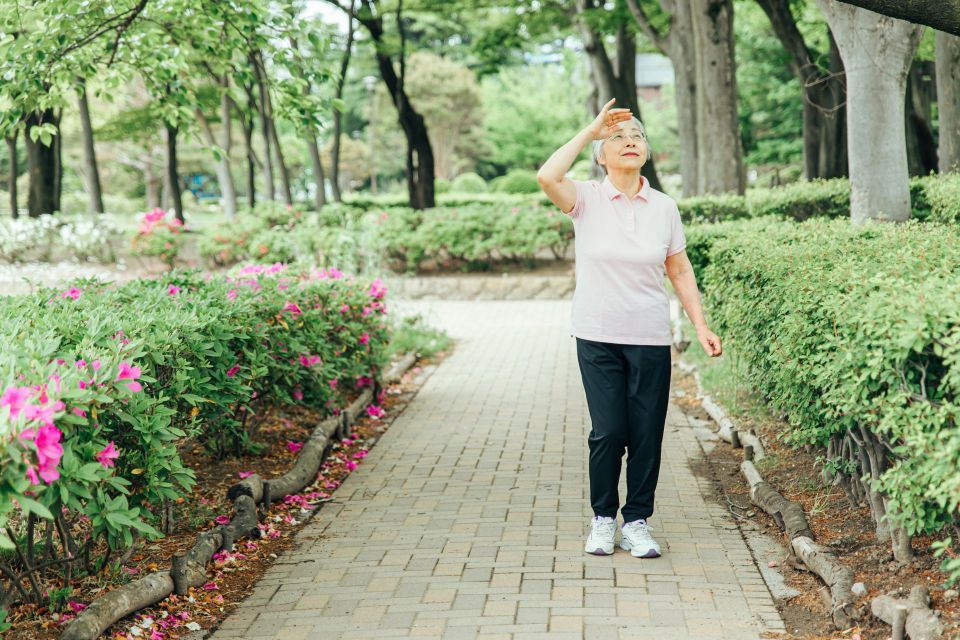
[562,175,686,346]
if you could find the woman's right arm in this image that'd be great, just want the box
[536,98,632,213]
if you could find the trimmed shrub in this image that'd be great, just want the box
[493,169,541,194]
[698,218,960,568]
[451,172,488,193]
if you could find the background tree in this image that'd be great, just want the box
[936,31,960,173]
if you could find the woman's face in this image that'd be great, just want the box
[600,123,647,172]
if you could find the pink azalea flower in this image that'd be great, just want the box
[91,360,101,371]
[96,441,119,469]
[328,379,338,389]
[359,333,370,346]
[151,630,165,640]
[339,303,350,313]
[362,306,373,317]
[226,364,241,378]
[60,287,81,300]
[214,515,230,525]
[25,465,39,485]
[324,480,339,490]
[282,302,302,316]
[168,284,180,296]
[72,407,87,418]
[238,471,253,479]
[367,404,385,419]
[299,354,320,367]
[0,386,32,419]
[356,376,372,388]
[33,424,63,483]
[345,460,358,471]
[328,267,343,279]
[287,440,303,454]
[76,359,87,368]
[227,289,238,300]
[369,278,386,299]
[292,388,303,401]
[353,449,368,459]
[115,362,142,393]
[68,601,88,613]
[202,581,218,590]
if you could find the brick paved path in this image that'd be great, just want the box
[211,301,787,640]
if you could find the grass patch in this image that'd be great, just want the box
[388,313,452,360]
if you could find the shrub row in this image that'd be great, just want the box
[200,201,573,274]
[0,264,389,551]
[690,217,960,563]
[678,173,960,224]
[0,214,123,263]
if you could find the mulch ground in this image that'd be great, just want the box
[6,350,449,640]
[673,363,960,640]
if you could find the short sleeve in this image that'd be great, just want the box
[666,201,686,257]
[561,179,586,219]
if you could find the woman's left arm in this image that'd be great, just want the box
[665,250,723,357]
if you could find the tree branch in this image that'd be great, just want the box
[834,0,960,36]
[624,0,668,54]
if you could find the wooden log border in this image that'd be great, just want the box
[675,347,861,630]
[60,352,420,640]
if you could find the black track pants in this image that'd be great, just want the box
[575,338,672,523]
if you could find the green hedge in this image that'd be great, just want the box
[0,265,389,550]
[693,218,960,564]
[677,173,960,224]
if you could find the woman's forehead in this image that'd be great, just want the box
[615,121,644,133]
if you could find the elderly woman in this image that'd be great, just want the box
[537,98,722,558]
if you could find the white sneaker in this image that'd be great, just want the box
[585,516,617,555]
[620,519,661,558]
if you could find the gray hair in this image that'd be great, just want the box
[591,117,650,173]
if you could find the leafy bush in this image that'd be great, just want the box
[677,194,749,224]
[492,169,540,194]
[451,172,488,193]
[0,264,390,551]
[129,208,185,268]
[746,178,850,220]
[697,218,960,577]
[0,214,122,263]
[914,172,960,224]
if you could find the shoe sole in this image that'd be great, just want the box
[620,543,661,558]
[585,546,614,556]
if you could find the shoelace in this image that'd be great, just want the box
[591,517,616,535]
[623,521,654,536]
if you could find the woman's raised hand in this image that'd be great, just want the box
[586,98,633,140]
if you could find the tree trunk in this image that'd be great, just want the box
[819,33,848,179]
[331,10,355,203]
[219,77,238,218]
[24,110,58,217]
[269,115,293,206]
[53,108,62,213]
[77,82,104,214]
[236,89,259,210]
[575,0,661,191]
[905,60,937,176]
[194,105,237,221]
[691,0,744,194]
[308,134,326,210]
[164,123,184,222]
[355,1,435,209]
[252,53,275,203]
[936,31,960,173]
[6,132,17,218]
[816,0,923,224]
[144,151,160,209]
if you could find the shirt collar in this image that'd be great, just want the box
[601,174,649,202]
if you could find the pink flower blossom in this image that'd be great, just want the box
[25,465,39,485]
[72,407,87,418]
[150,630,165,640]
[369,278,386,299]
[287,440,303,454]
[238,471,254,479]
[115,362,143,393]
[324,480,339,490]
[226,364,241,378]
[328,379,338,389]
[339,303,350,313]
[227,289,238,300]
[168,284,180,296]
[92,360,101,371]
[1,386,32,419]
[345,460,358,471]
[96,441,119,469]
[60,287,81,300]
[214,515,230,525]
[356,376,372,388]
[202,581,218,590]
[359,333,370,346]
[299,354,320,367]
[292,388,303,401]
[353,449,368,459]
[23,424,64,483]
[327,267,343,279]
[367,404,385,419]
[362,306,373,317]
[68,601,88,613]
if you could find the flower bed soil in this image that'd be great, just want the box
[673,365,960,640]
[5,352,446,640]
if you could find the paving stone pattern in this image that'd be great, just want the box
[210,300,787,640]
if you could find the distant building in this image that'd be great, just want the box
[635,53,674,103]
